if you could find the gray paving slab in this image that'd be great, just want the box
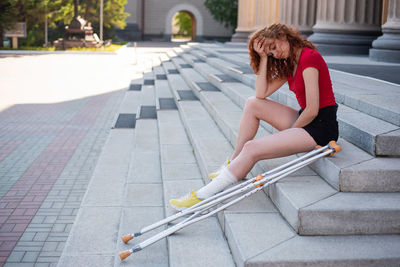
[217,190,277,232]
[115,207,168,267]
[58,255,115,267]
[143,71,154,80]
[166,74,191,92]
[134,121,159,153]
[168,217,236,267]
[124,184,164,207]
[161,144,197,164]
[269,175,337,230]
[58,207,121,261]
[340,157,400,192]
[128,151,161,184]
[247,235,400,267]
[156,110,184,125]
[119,91,142,114]
[299,192,400,235]
[127,119,161,184]
[161,163,202,181]
[155,80,173,99]
[224,213,296,267]
[334,84,400,126]
[153,65,166,75]
[180,52,199,65]
[158,121,190,145]
[162,61,177,73]
[338,108,399,156]
[82,130,135,207]
[140,85,156,106]
[377,128,400,155]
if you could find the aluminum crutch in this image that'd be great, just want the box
[119,141,341,261]
[120,142,334,244]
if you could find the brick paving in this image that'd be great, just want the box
[0,52,131,267]
[1,92,126,267]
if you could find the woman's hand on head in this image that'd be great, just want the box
[253,36,268,59]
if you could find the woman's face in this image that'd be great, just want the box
[264,37,290,59]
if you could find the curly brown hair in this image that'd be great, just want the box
[248,23,316,81]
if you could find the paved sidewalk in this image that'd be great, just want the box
[0,44,178,267]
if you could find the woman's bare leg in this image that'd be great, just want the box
[231,97,299,160]
[229,128,317,179]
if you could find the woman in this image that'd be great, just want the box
[169,23,338,210]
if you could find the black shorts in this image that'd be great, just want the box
[299,105,339,146]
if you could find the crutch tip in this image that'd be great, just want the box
[122,234,133,244]
[328,141,341,154]
[119,250,131,261]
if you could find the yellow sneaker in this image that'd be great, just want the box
[208,159,230,179]
[169,190,202,211]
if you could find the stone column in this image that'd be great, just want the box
[254,0,280,30]
[308,0,382,55]
[370,0,400,62]
[279,0,317,37]
[231,0,256,42]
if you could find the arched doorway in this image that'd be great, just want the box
[165,4,203,41]
[171,11,197,42]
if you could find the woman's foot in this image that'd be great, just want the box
[169,190,202,211]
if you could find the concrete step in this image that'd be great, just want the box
[245,234,400,267]
[184,45,400,157]
[154,70,236,267]
[160,59,400,266]
[171,48,400,193]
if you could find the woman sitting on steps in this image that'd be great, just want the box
[169,23,339,211]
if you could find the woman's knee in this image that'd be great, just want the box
[240,140,260,162]
[245,96,258,109]
[244,96,262,115]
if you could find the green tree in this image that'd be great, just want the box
[204,0,238,30]
[0,0,18,47]
[174,12,192,36]
[1,0,129,47]
[58,0,129,39]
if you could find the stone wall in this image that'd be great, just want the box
[121,0,233,41]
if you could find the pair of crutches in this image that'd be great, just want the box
[119,141,341,261]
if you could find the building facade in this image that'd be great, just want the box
[232,0,400,63]
[117,0,234,41]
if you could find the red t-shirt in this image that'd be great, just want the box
[287,48,336,110]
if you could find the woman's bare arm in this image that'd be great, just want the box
[291,67,319,128]
[253,37,286,99]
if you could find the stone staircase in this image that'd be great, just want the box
[57,43,400,267]
[155,43,400,266]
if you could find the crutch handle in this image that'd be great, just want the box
[119,250,131,260]
[122,234,133,244]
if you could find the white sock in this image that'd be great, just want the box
[197,168,238,199]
